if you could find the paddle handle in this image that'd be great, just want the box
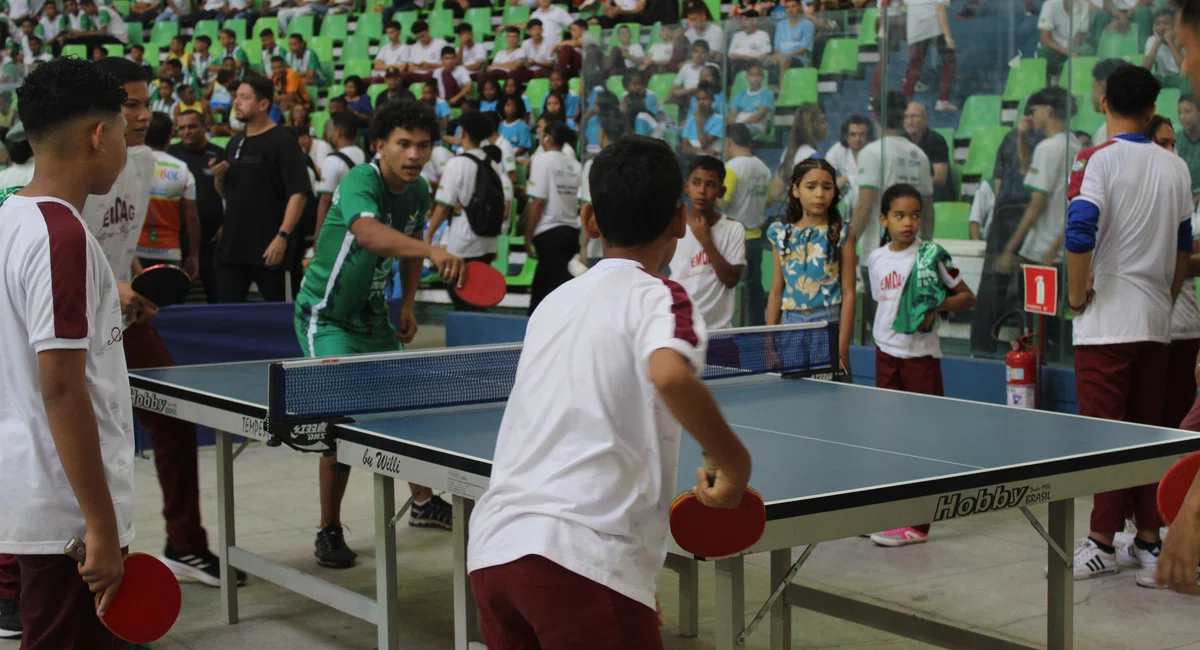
[702,451,718,488]
[64,537,86,562]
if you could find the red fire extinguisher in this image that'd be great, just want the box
[1006,333,1039,409]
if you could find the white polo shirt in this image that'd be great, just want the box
[0,195,135,555]
[491,47,525,68]
[668,216,746,329]
[375,40,408,68]
[527,149,581,236]
[459,42,488,69]
[1068,133,1193,345]
[855,135,933,260]
[1020,130,1081,264]
[728,29,772,58]
[315,145,366,195]
[434,148,513,258]
[81,145,155,285]
[407,37,449,68]
[467,257,708,610]
[530,4,572,44]
[521,37,556,67]
[686,22,724,52]
[433,65,472,99]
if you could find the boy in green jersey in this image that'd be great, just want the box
[294,101,465,568]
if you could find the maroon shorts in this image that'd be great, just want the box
[469,555,663,650]
[874,349,945,396]
[1075,342,1170,534]
[1165,338,1200,428]
[16,553,124,649]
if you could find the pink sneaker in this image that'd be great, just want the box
[870,527,929,547]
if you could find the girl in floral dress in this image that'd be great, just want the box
[766,157,856,371]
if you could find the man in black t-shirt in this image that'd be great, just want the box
[904,102,955,204]
[169,109,226,303]
[212,75,311,303]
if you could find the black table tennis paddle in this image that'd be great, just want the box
[132,264,192,308]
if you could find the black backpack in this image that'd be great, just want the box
[460,152,506,237]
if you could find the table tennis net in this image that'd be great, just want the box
[271,322,837,422]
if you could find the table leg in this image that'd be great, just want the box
[677,558,699,638]
[1047,499,1074,650]
[452,496,481,650]
[215,430,238,624]
[770,549,792,650]
[374,474,399,650]
[714,557,745,650]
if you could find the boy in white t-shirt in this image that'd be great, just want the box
[525,120,582,315]
[467,135,751,648]
[1144,9,1186,89]
[669,155,746,329]
[0,57,135,649]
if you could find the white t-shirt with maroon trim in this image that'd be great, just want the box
[81,145,156,285]
[668,216,746,329]
[0,195,135,554]
[869,241,962,359]
[467,257,708,610]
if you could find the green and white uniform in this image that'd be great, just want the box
[294,161,430,357]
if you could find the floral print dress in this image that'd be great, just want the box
[767,220,844,316]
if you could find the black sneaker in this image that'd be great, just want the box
[315,524,358,569]
[161,546,248,588]
[0,598,20,639]
[410,494,453,530]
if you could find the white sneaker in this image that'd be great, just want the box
[1073,538,1119,580]
[1114,519,1136,548]
[935,100,959,112]
[914,81,930,92]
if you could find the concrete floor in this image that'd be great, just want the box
[5,325,1200,650]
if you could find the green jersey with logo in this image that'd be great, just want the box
[295,162,430,337]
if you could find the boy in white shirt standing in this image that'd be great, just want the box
[0,56,134,650]
[525,120,581,315]
[468,135,751,647]
[669,155,746,329]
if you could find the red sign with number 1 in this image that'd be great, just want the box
[1023,265,1058,316]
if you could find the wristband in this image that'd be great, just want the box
[1069,289,1095,314]
[277,229,290,239]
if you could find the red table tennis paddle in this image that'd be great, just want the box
[132,264,192,308]
[1158,451,1200,525]
[64,537,182,644]
[456,260,507,308]
[669,453,765,558]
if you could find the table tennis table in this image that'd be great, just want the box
[128,323,1200,650]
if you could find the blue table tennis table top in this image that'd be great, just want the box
[132,359,1200,519]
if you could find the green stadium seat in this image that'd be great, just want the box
[319,13,348,42]
[502,6,530,25]
[1097,26,1140,59]
[605,74,624,95]
[1002,57,1046,101]
[126,21,143,45]
[647,73,674,104]
[150,20,178,47]
[1062,55,1098,96]
[210,136,231,148]
[104,43,123,57]
[464,7,492,41]
[410,81,425,97]
[568,76,580,94]
[357,13,384,41]
[664,103,679,122]
[817,38,858,76]
[776,68,818,107]
[310,110,330,138]
[955,94,1001,140]
[935,127,956,151]
[368,82,387,102]
[343,58,373,79]
[114,0,130,15]
[730,70,749,97]
[428,8,455,40]
[606,23,641,52]
[858,8,877,46]
[933,202,971,239]
[341,33,372,62]
[1159,87,1181,124]
[142,43,160,67]
[526,77,550,116]
[506,257,537,287]
[1071,95,1104,135]
[951,162,963,199]
[241,37,262,71]
[311,35,334,83]
[253,17,280,39]
[61,44,87,59]
[288,14,315,39]
[962,126,1011,179]
[493,236,510,275]
[223,18,247,39]
[193,19,221,43]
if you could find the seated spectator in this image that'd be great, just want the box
[327,94,348,118]
[688,65,724,115]
[286,34,325,86]
[769,103,826,199]
[499,94,533,156]
[684,1,724,56]
[287,102,310,130]
[1037,0,1093,75]
[62,0,127,52]
[728,62,774,135]
[604,23,645,77]
[38,2,62,44]
[479,77,502,112]
[551,18,586,77]
[727,13,772,76]
[642,21,685,73]
[278,0,325,33]
[156,58,193,95]
[221,0,253,21]
[521,18,557,78]
[583,89,619,153]
[375,20,408,73]
[824,113,871,210]
[155,0,192,22]
[259,0,289,18]
[152,77,180,114]
[682,83,723,156]
[128,43,154,77]
[403,20,449,84]
[419,80,453,131]
[434,45,472,106]
[375,67,413,110]
[339,75,374,124]
[0,122,33,187]
[545,69,580,120]
[455,23,488,79]
[1176,94,1200,203]
[621,68,662,135]
[216,28,249,77]
[542,92,579,131]
[174,83,210,124]
[1145,8,1186,89]
[192,35,215,86]
[207,68,237,123]
[165,35,191,70]
[25,34,50,67]
[903,101,953,202]
[127,0,162,26]
[502,77,533,114]
[668,39,714,109]
[192,0,227,23]
[904,0,957,112]
[771,0,813,74]
[270,55,312,112]
[488,26,526,80]
[1091,0,1149,38]
[732,0,779,17]
[596,0,646,28]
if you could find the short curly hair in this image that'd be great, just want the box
[370,100,441,145]
[17,57,126,142]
